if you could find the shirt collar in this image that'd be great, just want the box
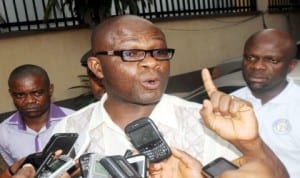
[150,94,178,129]
[268,77,295,104]
[88,94,178,131]
[8,103,68,130]
[88,94,108,131]
[244,77,295,105]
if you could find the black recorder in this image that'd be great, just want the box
[100,155,141,178]
[124,117,172,163]
[202,157,239,178]
[20,133,78,174]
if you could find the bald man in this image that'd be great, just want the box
[53,16,288,177]
[232,29,299,177]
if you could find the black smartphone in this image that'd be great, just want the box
[20,133,78,171]
[202,157,239,178]
[21,151,54,177]
[124,117,172,163]
[42,133,79,156]
[99,155,142,178]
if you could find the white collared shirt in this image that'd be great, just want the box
[232,78,300,178]
[53,94,240,164]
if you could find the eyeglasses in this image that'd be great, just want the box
[93,48,175,62]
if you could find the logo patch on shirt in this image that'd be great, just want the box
[272,119,291,134]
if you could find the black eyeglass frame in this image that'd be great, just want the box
[93,48,175,62]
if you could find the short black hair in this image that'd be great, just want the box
[8,64,50,87]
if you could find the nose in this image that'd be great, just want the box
[250,58,267,70]
[25,94,37,104]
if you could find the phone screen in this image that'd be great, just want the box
[84,153,110,178]
[127,124,160,148]
[125,117,172,163]
[202,157,238,177]
[47,158,68,172]
[93,161,110,177]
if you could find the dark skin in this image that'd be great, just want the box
[88,16,170,129]
[86,68,105,99]
[149,68,288,178]
[85,16,288,178]
[9,75,53,132]
[242,29,298,104]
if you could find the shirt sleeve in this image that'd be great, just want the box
[0,123,14,166]
[0,144,14,166]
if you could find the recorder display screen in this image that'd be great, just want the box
[48,159,66,172]
[205,159,237,176]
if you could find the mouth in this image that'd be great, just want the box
[23,107,39,112]
[244,70,265,80]
[141,77,161,90]
[247,73,267,84]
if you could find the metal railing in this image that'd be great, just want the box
[136,0,257,20]
[0,0,257,34]
[268,0,300,12]
[0,0,79,33]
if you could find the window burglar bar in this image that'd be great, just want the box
[0,0,257,34]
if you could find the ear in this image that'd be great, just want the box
[49,84,54,97]
[288,58,298,73]
[87,56,104,79]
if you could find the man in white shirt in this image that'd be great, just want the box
[53,15,288,178]
[232,28,299,178]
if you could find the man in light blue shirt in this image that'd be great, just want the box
[232,29,299,178]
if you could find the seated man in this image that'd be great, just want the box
[0,64,74,166]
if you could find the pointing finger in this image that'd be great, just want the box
[201,68,218,97]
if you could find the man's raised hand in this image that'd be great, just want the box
[200,68,258,143]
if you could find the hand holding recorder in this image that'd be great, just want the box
[18,133,78,176]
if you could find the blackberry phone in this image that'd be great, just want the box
[124,117,171,163]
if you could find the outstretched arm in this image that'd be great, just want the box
[200,68,289,178]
